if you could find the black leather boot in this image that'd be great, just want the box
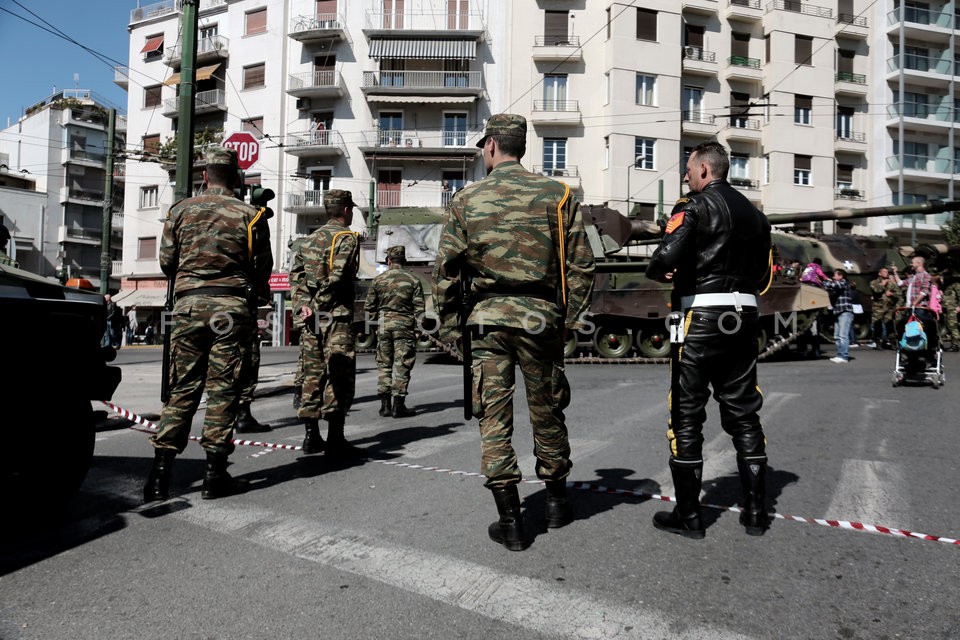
[737,454,770,536]
[325,414,361,458]
[201,452,249,500]
[235,403,272,434]
[488,485,530,551]
[544,480,574,528]
[302,418,325,454]
[392,396,414,418]
[653,458,705,539]
[378,393,392,417]
[143,449,175,503]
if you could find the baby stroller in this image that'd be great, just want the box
[892,308,945,388]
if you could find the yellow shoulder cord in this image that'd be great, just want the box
[556,183,570,307]
[328,230,357,271]
[758,247,774,296]
[247,207,266,260]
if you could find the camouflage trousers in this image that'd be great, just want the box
[298,316,356,419]
[945,309,960,342]
[376,326,417,396]
[238,331,261,404]
[471,327,572,489]
[152,296,252,455]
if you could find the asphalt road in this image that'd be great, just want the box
[2,347,959,640]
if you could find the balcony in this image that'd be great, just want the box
[358,128,482,162]
[113,163,127,181]
[681,46,718,76]
[362,11,486,38]
[729,177,760,191]
[530,100,581,126]
[112,212,125,230]
[58,224,103,245]
[281,130,347,159]
[836,13,868,38]
[835,71,867,95]
[725,0,761,21]
[681,0,718,16]
[287,69,346,99]
[531,35,582,63]
[114,66,130,89]
[63,146,106,168]
[886,7,955,44]
[162,88,227,117]
[129,0,225,24]
[532,165,581,191]
[111,260,124,276]
[289,13,347,43]
[680,111,717,137]
[765,1,833,19]
[164,35,229,68]
[116,115,127,132]
[724,118,762,141]
[374,189,451,210]
[59,186,105,206]
[725,56,762,82]
[285,190,327,215]
[885,104,959,134]
[886,53,954,89]
[361,70,483,98]
[835,131,866,153]
[885,155,955,184]
[834,187,865,202]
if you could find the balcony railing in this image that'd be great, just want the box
[887,53,953,75]
[111,260,124,275]
[836,131,865,142]
[375,189,449,209]
[114,66,130,86]
[61,186,105,203]
[288,69,343,92]
[730,0,761,8]
[366,128,479,148]
[162,88,226,115]
[886,104,959,123]
[68,147,106,164]
[130,0,225,22]
[282,130,346,153]
[534,35,581,47]
[533,100,579,112]
[532,165,579,178]
[886,6,955,28]
[682,111,716,125]
[766,1,833,18]
[837,13,867,27]
[112,212,124,229]
[728,55,760,69]
[727,117,760,130]
[165,35,229,64]
[885,154,954,173]
[364,11,485,32]
[362,70,482,90]
[114,163,127,178]
[682,46,716,63]
[729,177,759,189]
[286,190,327,210]
[290,13,345,34]
[835,187,864,200]
[836,71,866,84]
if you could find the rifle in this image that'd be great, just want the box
[460,273,473,420]
[160,274,175,403]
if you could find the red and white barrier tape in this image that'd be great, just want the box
[102,401,959,547]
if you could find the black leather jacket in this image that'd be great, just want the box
[647,180,771,298]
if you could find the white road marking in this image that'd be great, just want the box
[824,459,910,530]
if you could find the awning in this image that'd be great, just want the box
[369,39,476,59]
[163,63,222,86]
[112,288,169,307]
[367,95,476,104]
[141,35,164,54]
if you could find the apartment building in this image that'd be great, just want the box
[115,0,958,301]
[0,89,126,288]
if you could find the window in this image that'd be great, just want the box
[144,85,162,109]
[604,136,610,170]
[242,117,264,137]
[243,64,266,90]
[730,154,750,180]
[894,140,929,170]
[794,95,812,125]
[636,8,657,41]
[836,106,854,139]
[894,90,929,118]
[139,186,158,209]
[634,137,654,170]
[604,72,610,105]
[682,86,703,123]
[765,34,770,63]
[795,35,813,65]
[730,92,750,127]
[543,138,567,175]
[142,134,160,156]
[141,34,164,61]
[443,113,467,146]
[245,8,267,36]
[636,74,655,106]
[794,155,811,185]
[379,111,403,146]
[199,24,219,53]
[543,74,568,110]
[606,7,611,39]
[731,32,750,59]
[837,49,855,75]
[447,0,469,30]
[138,237,157,260]
[837,164,854,190]
[763,154,770,184]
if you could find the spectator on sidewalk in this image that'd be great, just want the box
[823,269,855,363]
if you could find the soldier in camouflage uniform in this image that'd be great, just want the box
[144,147,273,502]
[288,236,308,409]
[869,267,900,349]
[433,114,595,551]
[941,274,960,351]
[364,245,426,418]
[293,189,361,457]
[234,335,272,432]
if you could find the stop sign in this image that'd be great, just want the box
[222,131,260,170]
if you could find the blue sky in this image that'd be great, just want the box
[0,0,132,127]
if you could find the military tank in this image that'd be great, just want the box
[0,263,122,512]
[577,200,960,360]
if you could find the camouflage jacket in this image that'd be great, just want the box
[291,220,359,319]
[869,276,900,310]
[0,251,18,268]
[432,161,595,337]
[942,282,960,311]
[364,267,425,331]
[160,187,273,304]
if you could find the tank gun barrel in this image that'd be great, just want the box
[765,200,960,226]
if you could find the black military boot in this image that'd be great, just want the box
[201,452,249,500]
[235,402,272,434]
[737,454,770,536]
[652,458,705,539]
[143,449,175,503]
[378,393,392,417]
[544,480,574,528]
[392,396,414,418]
[302,418,325,454]
[292,384,302,410]
[325,414,361,458]
[488,485,530,551]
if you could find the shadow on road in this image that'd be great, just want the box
[698,465,800,529]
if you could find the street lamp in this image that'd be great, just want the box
[625,156,642,215]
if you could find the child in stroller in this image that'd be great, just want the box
[893,307,944,388]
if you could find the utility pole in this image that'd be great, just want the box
[99,108,116,294]
[174,0,199,202]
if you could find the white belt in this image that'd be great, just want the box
[681,292,757,312]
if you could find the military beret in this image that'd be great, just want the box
[324,189,357,209]
[475,113,527,148]
[386,245,406,261]
[206,146,238,167]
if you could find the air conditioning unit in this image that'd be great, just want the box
[295,98,311,111]
[683,45,698,59]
